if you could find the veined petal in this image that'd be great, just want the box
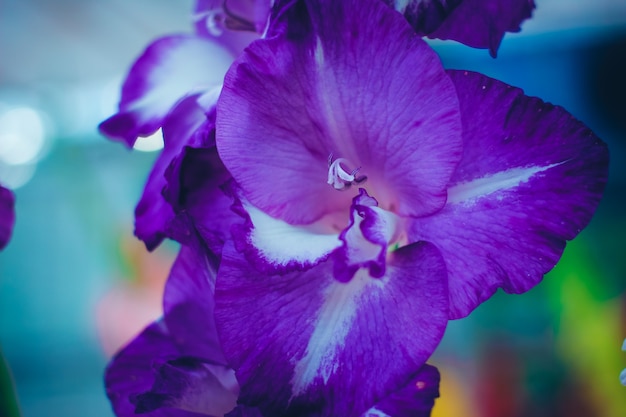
[100,35,233,147]
[411,70,609,319]
[361,364,440,417]
[0,184,15,250]
[427,0,536,57]
[228,185,343,274]
[216,0,462,225]
[135,92,216,250]
[215,241,448,417]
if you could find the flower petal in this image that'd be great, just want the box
[411,70,609,319]
[225,406,264,417]
[193,0,269,54]
[162,241,226,364]
[164,144,238,255]
[227,185,343,274]
[135,92,216,250]
[383,0,462,34]
[361,364,440,417]
[0,184,15,250]
[216,0,462,224]
[427,0,536,57]
[132,357,238,416]
[100,35,233,147]
[105,320,197,417]
[106,242,238,417]
[215,241,448,416]
[334,189,402,282]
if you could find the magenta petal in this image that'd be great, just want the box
[428,0,536,57]
[362,364,440,417]
[216,0,462,224]
[0,184,15,250]
[215,241,448,416]
[411,70,609,319]
[100,35,233,147]
[135,93,215,250]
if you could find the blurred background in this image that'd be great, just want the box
[0,0,625,416]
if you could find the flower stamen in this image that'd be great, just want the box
[327,154,367,190]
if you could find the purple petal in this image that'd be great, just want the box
[193,0,270,54]
[427,0,536,57]
[100,35,233,147]
[163,144,238,256]
[132,357,238,416]
[0,184,15,250]
[106,242,239,416]
[162,241,226,364]
[334,189,402,282]
[215,241,448,416]
[135,92,216,250]
[410,70,608,319]
[224,406,264,417]
[362,364,440,417]
[383,0,462,34]
[216,0,462,225]
[105,320,197,417]
[106,322,238,417]
[226,184,342,275]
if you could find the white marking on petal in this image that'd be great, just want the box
[128,38,234,121]
[245,202,342,266]
[447,162,565,205]
[291,271,377,395]
[314,37,325,69]
[362,408,391,417]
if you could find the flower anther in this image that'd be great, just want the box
[327,154,367,191]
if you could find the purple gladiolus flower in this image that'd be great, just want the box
[100,0,535,250]
[0,184,15,250]
[209,0,607,414]
[106,235,442,416]
[102,0,608,415]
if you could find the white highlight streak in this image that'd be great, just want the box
[290,272,371,395]
[246,202,341,266]
[447,162,564,205]
[363,408,391,417]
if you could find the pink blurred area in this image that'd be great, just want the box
[95,237,175,357]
